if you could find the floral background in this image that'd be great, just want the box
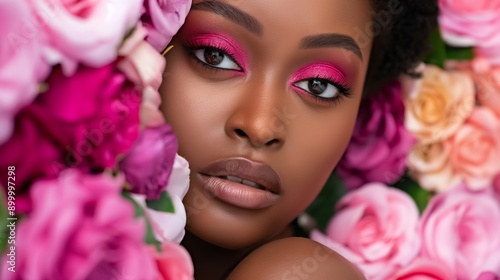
[0,0,499,279]
[0,0,194,279]
[308,1,500,279]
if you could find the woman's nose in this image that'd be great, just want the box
[224,83,288,149]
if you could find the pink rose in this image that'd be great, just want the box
[120,125,178,200]
[27,0,143,74]
[0,0,50,144]
[438,0,500,64]
[311,183,421,280]
[118,23,167,127]
[140,87,167,127]
[387,258,453,280]
[337,82,415,189]
[149,241,194,280]
[446,59,500,118]
[132,154,190,244]
[448,107,500,190]
[420,188,500,280]
[469,60,500,117]
[475,64,500,117]
[477,272,500,280]
[134,192,188,244]
[141,0,192,52]
[164,154,190,200]
[0,64,141,190]
[0,170,157,280]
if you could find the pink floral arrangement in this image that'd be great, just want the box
[312,3,500,279]
[0,0,193,279]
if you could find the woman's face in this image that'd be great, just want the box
[161,0,373,250]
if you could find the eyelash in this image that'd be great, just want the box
[294,76,352,106]
[184,42,352,106]
[184,42,243,72]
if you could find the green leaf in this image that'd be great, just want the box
[306,173,347,231]
[422,28,447,68]
[445,45,474,61]
[121,192,162,252]
[122,191,145,218]
[0,191,8,253]
[391,174,432,213]
[145,191,175,213]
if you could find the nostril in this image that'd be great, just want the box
[233,128,281,147]
[266,139,280,146]
[234,129,247,138]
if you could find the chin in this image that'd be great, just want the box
[185,218,271,251]
[186,224,261,251]
[183,190,290,250]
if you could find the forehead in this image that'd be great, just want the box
[190,0,373,62]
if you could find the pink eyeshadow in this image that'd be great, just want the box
[290,62,347,84]
[187,33,249,70]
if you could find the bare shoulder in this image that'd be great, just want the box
[227,237,366,280]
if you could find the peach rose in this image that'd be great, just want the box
[404,65,475,144]
[408,141,460,193]
[448,107,500,190]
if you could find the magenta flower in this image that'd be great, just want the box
[336,82,415,189]
[41,64,142,170]
[132,154,191,244]
[494,174,500,202]
[141,0,192,52]
[0,63,141,190]
[0,170,157,280]
[120,125,178,199]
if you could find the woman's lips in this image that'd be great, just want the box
[197,157,281,209]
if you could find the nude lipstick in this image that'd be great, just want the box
[197,157,281,209]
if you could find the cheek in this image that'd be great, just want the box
[276,106,359,214]
[160,59,228,166]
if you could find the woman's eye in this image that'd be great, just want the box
[193,48,241,71]
[293,79,339,99]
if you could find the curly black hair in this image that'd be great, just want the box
[364,0,438,93]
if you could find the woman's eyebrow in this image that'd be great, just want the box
[191,0,263,36]
[300,34,363,61]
